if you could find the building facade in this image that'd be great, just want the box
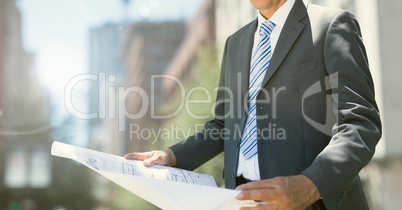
[122,21,186,152]
[0,0,53,208]
[88,23,126,155]
[0,0,96,209]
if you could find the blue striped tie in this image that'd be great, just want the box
[240,20,276,160]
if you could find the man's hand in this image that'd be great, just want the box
[124,148,176,167]
[235,175,321,210]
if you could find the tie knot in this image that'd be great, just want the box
[260,20,276,36]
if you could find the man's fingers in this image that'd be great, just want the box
[143,154,164,166]
[124,150,170,166]
[236,176,320,209]
[236,188,277,202]
[124,152,151,161]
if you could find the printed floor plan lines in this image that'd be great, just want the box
[122,163,136,175]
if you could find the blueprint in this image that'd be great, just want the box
[51,141,216,187]
[51,141,261,210]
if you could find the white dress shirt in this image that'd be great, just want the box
[237,0,296,181]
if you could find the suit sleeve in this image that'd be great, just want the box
[168,38,231,170]
[301,11,382,207]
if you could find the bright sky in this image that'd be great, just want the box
[16,0,203,145]
[18,0,202,88]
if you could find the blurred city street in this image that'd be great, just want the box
[0,0,401,209]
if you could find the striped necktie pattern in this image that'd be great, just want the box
[240,20,276,160]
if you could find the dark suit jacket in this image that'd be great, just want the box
[170,1,382,209]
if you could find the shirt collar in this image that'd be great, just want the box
[257,0,296,30]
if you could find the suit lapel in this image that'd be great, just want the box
[239,19,258,111]
[260,0,308,88]
[235,1,308,129]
